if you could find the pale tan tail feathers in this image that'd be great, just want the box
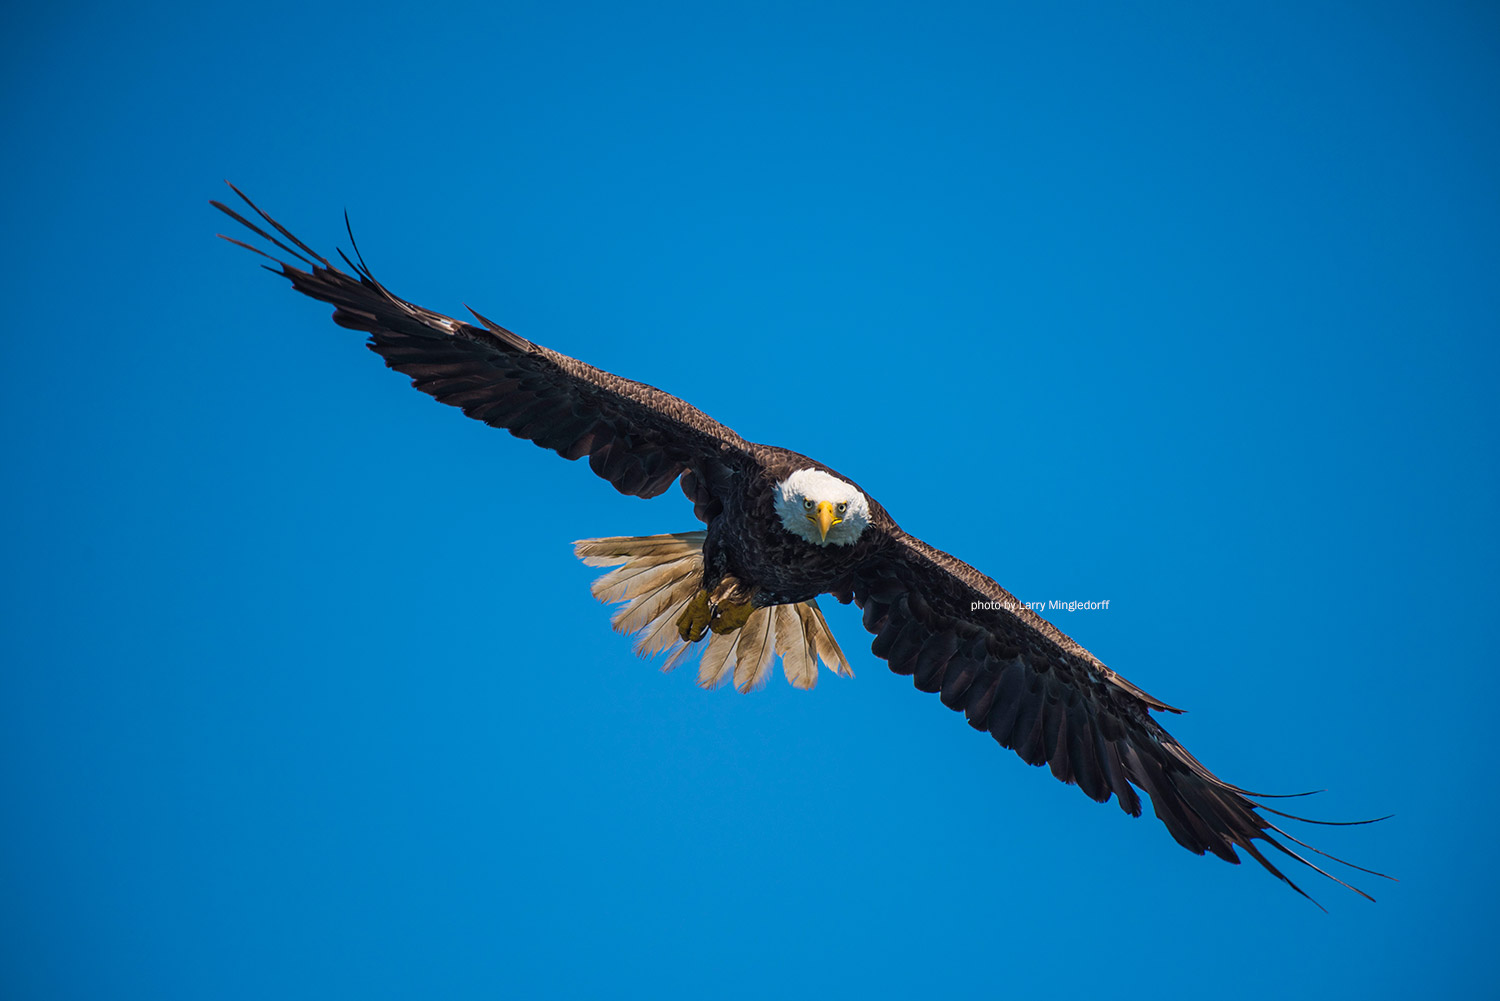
[573,531,853,693]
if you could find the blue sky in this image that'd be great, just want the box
[4,2,1498,998]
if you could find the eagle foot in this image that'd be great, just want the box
[676,590,713,642]
[708,597,756,635]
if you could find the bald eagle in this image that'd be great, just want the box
[214,185,1387,906]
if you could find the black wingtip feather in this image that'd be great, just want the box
[211,198,315,268]
[1265,824,1398,883]
[215,232,283,266]
[224,181,332,269]
[343,208,373,278]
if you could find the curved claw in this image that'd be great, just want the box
[676,590,712,642]
[709,598,756,635]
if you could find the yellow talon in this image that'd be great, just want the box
[708,598,756,635]
[676,590,713,642]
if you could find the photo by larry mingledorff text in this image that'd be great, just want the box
[970,599,1111,614]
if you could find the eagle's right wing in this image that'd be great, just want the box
[214,185,746,520]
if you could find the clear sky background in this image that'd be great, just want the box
[4,2,1498,998]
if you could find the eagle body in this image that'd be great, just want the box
[214,185,1387,906]
[703,448,890,606]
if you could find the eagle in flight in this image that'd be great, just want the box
[214,184,1387,906]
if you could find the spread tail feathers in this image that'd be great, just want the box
[574,532,853,692]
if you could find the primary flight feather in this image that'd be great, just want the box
[214,184,1388,906]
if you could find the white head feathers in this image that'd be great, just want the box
[773,468,871,547]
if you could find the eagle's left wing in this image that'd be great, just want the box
[213,185,749,517]
[835,529,1387,905]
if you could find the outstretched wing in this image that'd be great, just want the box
[837,529,1389,905]
[213,185,744,516]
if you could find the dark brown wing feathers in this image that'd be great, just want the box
[841,530,1390,906]
[213,184,746,508]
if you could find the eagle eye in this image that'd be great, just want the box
[836,502,848,514]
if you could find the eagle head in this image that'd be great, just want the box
[774,468,871,547]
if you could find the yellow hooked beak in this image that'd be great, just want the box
[807,500,842,542]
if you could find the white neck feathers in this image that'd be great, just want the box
[773,468,871,547]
